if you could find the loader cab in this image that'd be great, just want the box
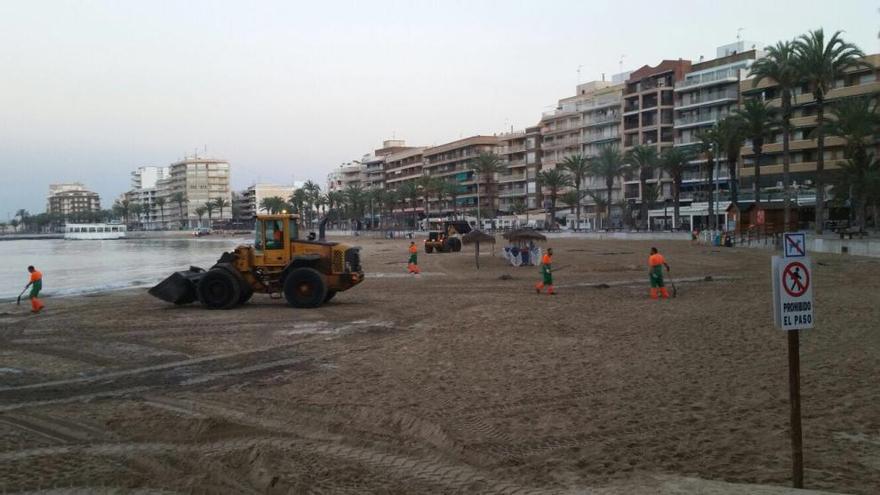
[254,215,300,265]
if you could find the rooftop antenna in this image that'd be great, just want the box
[737,27,744,41]
[619,55,626,74]
[577,64,584,84]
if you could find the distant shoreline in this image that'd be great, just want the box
[0,230,251,242]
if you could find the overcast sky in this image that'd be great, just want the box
[1,0,877,217]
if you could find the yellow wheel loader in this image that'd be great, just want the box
[149,215,363,309]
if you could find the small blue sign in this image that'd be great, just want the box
[783,232,806,258]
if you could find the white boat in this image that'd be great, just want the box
[64,223,127,240]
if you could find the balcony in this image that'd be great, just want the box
[499,187,527,197]
[583,113,620,127]
[676,89,739,110]
[675,68,742,91]
[498,173,527,183]
[623,101,640,114]
[674,111,728,129]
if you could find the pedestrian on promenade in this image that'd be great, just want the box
[648,247,670,300]
[535,248,555,295]
[25,265,45,313]
[407,241,421,275]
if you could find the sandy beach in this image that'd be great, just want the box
[0,236,877,494]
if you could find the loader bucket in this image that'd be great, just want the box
[148,266,205,305]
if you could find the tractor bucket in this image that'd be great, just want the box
[148,266,206,305]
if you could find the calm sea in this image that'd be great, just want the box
[0,237,249,301]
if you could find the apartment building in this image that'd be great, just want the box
[128,166,170,228]
[327,162,366,193]
[360,139,416,191]
[240,184,297,219]
[496,126,541,212]
[674,41,763,201]
[622,59,692,202]
[422,135,498,214]
[739,53,880,193]
[159,156,232,228]
[47,183,101,217]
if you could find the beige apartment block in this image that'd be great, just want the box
[496,126,541,212]
[422,135,498,214]
[622,59,692,202]
[159,156,232,228]
[674,42,762,202]
[47,183,101,217]
[739,53,880,191]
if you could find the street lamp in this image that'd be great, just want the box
[470,169,481,228]
[664,198,671,231]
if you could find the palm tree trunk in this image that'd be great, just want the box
[782,96,792,232]
[753,145,762,207]
[606,182,613,227]
[640,176,648,231]
[673,178,681,229]
[707,155,715,230]
[814,98,825,234]
[575,180,581,231]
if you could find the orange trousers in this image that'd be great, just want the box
[408,263,420,274]
[31,296,44,312]
[535,282,555,294]
[650,287,670,299]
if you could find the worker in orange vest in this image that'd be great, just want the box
[25,265,45,313]
[407,241,421,274]
[648,247,670,299]
[534,248,555,295]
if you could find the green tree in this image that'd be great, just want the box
[415,175,440,225]
[170,192,188,229]
[471,152,504,221]
[343,185,366,227]
[195,206,207,226]
[440,180,460,219]
[562,154,590,230]
[204,200,215,227]
[822,96,880,161]
[832,153,880,228]
[536,168,572,229]
[560,190,580,216]
[794,29,869,234]
[735,98,779,206]
[302,180,321,227]
[659,147,692,229]
[587,191,609,229]
[750,40,801,229]
[213,196,229,223]
[397,181,420,230]
[130,203,144,230]
[259,196,287,215]
[716,115,747,205]
[154,197,166,229]
[696,126,721,229]
[625,145,659,230]
[589,146,626,225]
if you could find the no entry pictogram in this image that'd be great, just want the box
[783,261,810,297]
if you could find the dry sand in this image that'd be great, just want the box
[0,236,878,494]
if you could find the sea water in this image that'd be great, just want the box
[0,237,249,300]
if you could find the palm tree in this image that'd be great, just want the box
[823,96,880,161]
[204,200,215,227]
[154,197,167,229]
[794,29,869,234]
[562,154,590,230]
[589,146,627,225]
[735,98,778,206]
[195,206,207,226]
[416,175,438,224]
[130,203,144,230]
[441,180,461,219]
[397,182,420,230]
[536,168,572,230]
[213,197,229,223]
[659,147,692,229]
[587,191,609,229]
[560,190,581,219]
[302,180,321,227]
[471,152,504,221]
[259,196,287,215]
[832,153,880,228]
[696,126,721,229]
[380,189,399,228]
[169,192,188,229]
[289,189,307,218]
[750,40,801,230]
[344,185,366,228]
[626,145,659,230]
[716,115,747,205]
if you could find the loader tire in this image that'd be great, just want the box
[425,245,433,254]
[324,290,337,303]
[283,267,327,308]
[238,283,254,305]
[448,238,462,252]
[198,268,242,310]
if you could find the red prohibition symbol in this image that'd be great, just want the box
[783,262,810,297]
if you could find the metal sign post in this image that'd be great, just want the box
[772,232,813,489]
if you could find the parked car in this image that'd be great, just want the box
[192,227,211,237]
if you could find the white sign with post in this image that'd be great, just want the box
[772,256,814,330]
